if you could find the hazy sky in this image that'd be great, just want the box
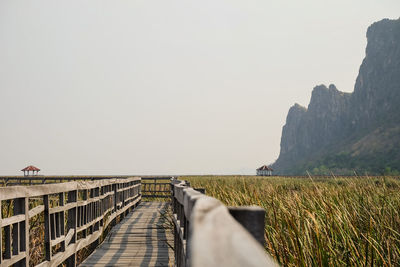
[0,0,399,175]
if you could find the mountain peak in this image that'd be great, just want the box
[273,18,400,175]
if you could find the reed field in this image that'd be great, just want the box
[182,175,400,266]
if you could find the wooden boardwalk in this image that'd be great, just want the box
[80,202,174,267]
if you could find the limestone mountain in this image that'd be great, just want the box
[272,18,400,175]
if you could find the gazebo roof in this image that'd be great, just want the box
[257,165,273,171]
[21,165,40,172]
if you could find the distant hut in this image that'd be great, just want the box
[21,165,40,176]
[256,165,273,176]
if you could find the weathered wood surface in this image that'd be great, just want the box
[80,202,174,267]
[0,176,176,187]
[191,197,277,267]
[0,177,141,267]
[171,179,277,267]
[0,176,134,187]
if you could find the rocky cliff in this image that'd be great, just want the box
[273,18,400,175]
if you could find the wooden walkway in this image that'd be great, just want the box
[80,202,174,267]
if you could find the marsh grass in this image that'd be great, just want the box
[183,175,400,266]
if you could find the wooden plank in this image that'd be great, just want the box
[50,213,56,240]
[52,235,66,247]
[228,206,266,246]
[141,177,172,180]
[35,199,141,267]
[66,190,77,267]
[183,188,203,220]
[141,190,171,193]
[190,197,277,267]
[64,229,75,247]
[141,195,171,198]
[80,202,174,267]
[13,198,25,262]
[44,195,52,261]
[0,200,2,264]
[22,197,30,266]
[0,177,141,200]
[0,175,135,181]
[174,182,188,205]
[55,212,61,238]
[12,223,19,256]
[141,183,171,185]
[4,225,12,259]
[1,214,25,227]
[116,183,140,193]
[49,202,73,214]
[28,205,44,218]
[0,177,142,267]
[0,252,26,267]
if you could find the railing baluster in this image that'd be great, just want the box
[0,177,141,267]
[77,206,81,228]
[83,190,88,233]
[94,187,100,232]
[66,190,77,267]
[59,192,66,252]
[4,224,12,259]
[44,194,52,261]
[51,213,56,240]
[170,178,274,267]
[13,198,23,257]
[0,200,2,264]
[12,222,19,256]
[55,212,60,238]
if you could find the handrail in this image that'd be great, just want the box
[0,175,134,187]
[171,178,277,267]
[0,177,141,267]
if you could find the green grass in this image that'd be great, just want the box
[182,175,400,266]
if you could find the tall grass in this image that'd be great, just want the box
[183,176,400,266]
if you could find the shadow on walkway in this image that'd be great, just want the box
[80,202,174,267]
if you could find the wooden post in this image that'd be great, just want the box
[4,224,11,259]
[13,197,29,267]
[44,195,52,261]
[92,187,100,248]
[94,187,100,232]
[0,177,142,267]
[12,200,21,256]
[154,178,157,197]
[228,206,266,246]
[82,189,88,238]
[24,197,30,266]
[194,188,205,194]
[59,192,66,252]
[0,200,2,265]
[11,219,19,257]
[112,184,117,226]
[66,190,77,267]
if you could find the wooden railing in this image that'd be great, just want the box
[141,177,172,198]
[0,177,141,267]
[1,176,278,267]
[0,176,132,187]
[171,178,277,267]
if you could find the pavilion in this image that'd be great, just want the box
[21,165,41,176]
[256,165,273,176]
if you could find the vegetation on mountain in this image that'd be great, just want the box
[273,18,400,175]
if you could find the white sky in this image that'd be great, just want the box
[0,0,399,175]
